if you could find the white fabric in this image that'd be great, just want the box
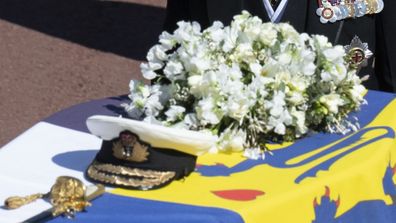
[0,122,101,223]
[262,0,289,23]
[86,115,217,156]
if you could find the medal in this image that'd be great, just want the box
[317,0,385,24]
[344,36,373,69]
[316,0,339,23]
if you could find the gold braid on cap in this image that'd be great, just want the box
[87,161,176,189]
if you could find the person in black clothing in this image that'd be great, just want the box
[163,0,396,92]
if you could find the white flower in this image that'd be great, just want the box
[122,103,143,119]
[249,63,262,76]
[320,94,346,114]
[259,23,278,45]
[143,94,163,117]
[313,35,331,48]
[234,43,255,63]
[302,62,316,76]
[174,21,201,42]
[222,26,239,52]
[218,127,247,152]
[158,84,172,105]
[164,60,185,81]
[223,95,250,122]
[183,113,199,129]
[323,46,345,63]
[205,21,225,43]
[196,97,222,125]
[140,62,162,80]
[290,108,308,135]
[147,45,168,62]
[189,56,211,74]
[126,12,366,155]
[159,31,177,50]
[287,91,305,105]
[165,105,186,122]
[320,63,347,84]
[278,23,299,40]
[349,84,366,103]
[187,75,204,96]
[128,80,142,93]
[278,52,293,65]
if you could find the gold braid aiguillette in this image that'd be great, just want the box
[4,176,91,218]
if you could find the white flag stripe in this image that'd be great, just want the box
[0,122,102,222]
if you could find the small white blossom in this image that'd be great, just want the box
[159,31,177,50]
[165,105,186,122]
[320,94,346,114]
[164,60,185,81]
[196,97,222,125]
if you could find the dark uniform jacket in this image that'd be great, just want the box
[164,0,396,92]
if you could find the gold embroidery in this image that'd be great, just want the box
[87,161,176,189]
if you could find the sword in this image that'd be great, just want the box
[4,176,105,223]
